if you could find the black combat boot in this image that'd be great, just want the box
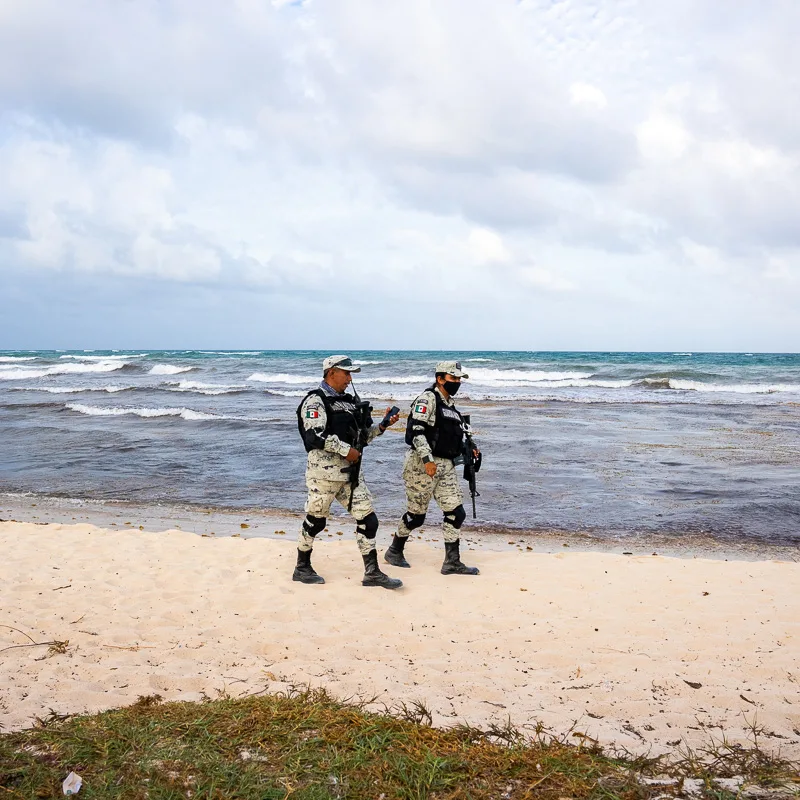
[384,534,411,568]
[362,550,403,589]
[441,540,479,575]
[292,549,325,584]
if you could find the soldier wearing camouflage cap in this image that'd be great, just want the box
[293,355,403,589]
[384,361,481,575]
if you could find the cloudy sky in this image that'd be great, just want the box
[1,0,799,351]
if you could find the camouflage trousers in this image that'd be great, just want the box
[398,450,464,543]
[298,473,377,556]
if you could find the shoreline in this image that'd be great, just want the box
[2,516,798,760]
[2,491,798,563]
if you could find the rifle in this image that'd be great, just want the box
[461,413,482,518]
[346,394,373,512]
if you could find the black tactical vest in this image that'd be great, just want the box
[404,385,464,459]
[297,389,372,453]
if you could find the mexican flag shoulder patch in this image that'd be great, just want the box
[305,408,320,419]
[414,402,428,415]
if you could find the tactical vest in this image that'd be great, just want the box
[404,385,464,459]
[296,389,371,453]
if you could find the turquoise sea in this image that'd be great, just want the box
[1,350,799,544]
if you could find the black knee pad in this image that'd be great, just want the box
[402,512,426,530]
[443,505,466,530]
[356,512,379,539]
[302,514,326,537]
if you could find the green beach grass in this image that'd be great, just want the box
[1,687,797,799]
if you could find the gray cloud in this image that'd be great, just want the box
[1,0,799,348]
[0,0,295,147]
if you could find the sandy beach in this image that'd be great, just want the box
[1,519,798,760]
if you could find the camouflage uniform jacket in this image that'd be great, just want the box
[407,386,461,464]
[299,382,382,477]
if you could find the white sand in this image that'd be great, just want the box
[1,521,798,758]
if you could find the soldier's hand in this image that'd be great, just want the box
[473,447,480,459]
[379,406,400,430]
[345,447,360,463]
[424,461,437,477]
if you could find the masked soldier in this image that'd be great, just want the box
[384,361,480,575]
[294,354,402,589]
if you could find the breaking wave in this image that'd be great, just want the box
[148,364,196,375]
[59,353,147,361]
[466,368,595,384]
[670,380,800,394]
[0,361,130,380]
[13,385,135,394]
[64,403,281,423]
[261,388,308,397]
[165,380,246,395]
[370,375,431,384]
[247,372,317,384]
[66,403,218,420]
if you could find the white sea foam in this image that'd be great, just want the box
[670,380,800,394]
[66,403,218,420]
[247,372,317,384]
[464,358,493,362]
[59,353,147,360]
[148,364,195,375]
[466,367,595,384]
[460,392,640,404]
[166,380,244,395]
[261,389,309,397]
[370,375,431,384]
[353,360,386,365]
[0,361,129,380]
[438,378,632,391]
[534,378,633,389]
[14,385,134,394]
[63,403,281,422]
[0,356,38,362]
[359,391,417,402]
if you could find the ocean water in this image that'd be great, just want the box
[1,350,799,545]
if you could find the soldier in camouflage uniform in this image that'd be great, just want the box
[294,354,402,589]
[384,361,481,575]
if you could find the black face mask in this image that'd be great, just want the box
[443,380,461,396]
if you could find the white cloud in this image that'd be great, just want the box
[467,228,511,265]
[680,239,728,276]
[1,0,800,347]
[636,110,691,161]
[569,82,608,110]
[517,266,577,293]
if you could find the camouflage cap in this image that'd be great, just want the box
[435,361,469,379]
[322,354,361,373]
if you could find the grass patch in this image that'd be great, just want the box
[0,687,797,799]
